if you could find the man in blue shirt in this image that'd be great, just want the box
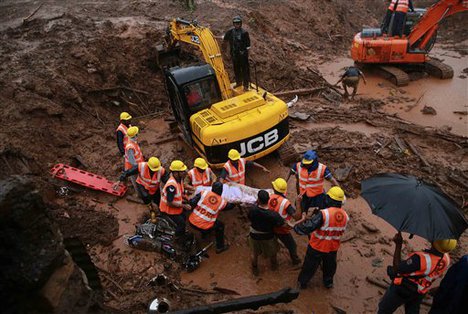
[335,66,367,100]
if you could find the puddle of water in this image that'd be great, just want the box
[318,44,468,137]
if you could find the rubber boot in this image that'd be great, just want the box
[148,204,157,224]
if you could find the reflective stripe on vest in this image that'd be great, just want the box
[160,175,184,215]
[116,123,129,147]
[268,193,293,234]
[297,162,326,197]
[309,207,349,253]
[135,162,165,194]
[188,168,213,187]
[223,158,246,184]
[189,191,226,230]
[388,0,397,11]
[394,252,450,294]
[396,0,409,12]
[124,140,143,170]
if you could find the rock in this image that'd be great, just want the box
[372,258,384,267]
[361,222,379,233]
[289,111,310,121]
[421,105,437,115]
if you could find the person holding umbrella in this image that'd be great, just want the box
[378,234,456,314]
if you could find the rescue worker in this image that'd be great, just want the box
[335,66,367,100]
[377,235,455,314]
[294,186,349,289]
[288,150,339,212]
[124,126,144,192]
[116,112,132,156]
[382,0,397,34]
[188,181,230,254]
[117,157,167,223]
[160,160,191,238]
[219,149,269,185]
[223,16,251,91]
[268,178,301,265]
[187,158,216,189]
[248,190,289,276]
[391,0,414,37]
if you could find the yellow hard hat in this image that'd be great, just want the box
[126,126,139,138]
[194,157,208,170]
[228,149,240,161]
[433,239,457,253]
[148,157,161,171]
[120,112,132,121]
[170,160,187,172]
[327,186,345,202]
[272,178,287,193]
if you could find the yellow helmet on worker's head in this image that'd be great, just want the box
[272,178,287,194]
[127,126,139,138]
[327,186,345,202]
[194,157,208,170]
[228,149,241,161]
[148,157,161,171]
[433,239,457,253]
[120,112,132,121]
[170,160,187,172]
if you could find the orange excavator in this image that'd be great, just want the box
[351,0,468,86]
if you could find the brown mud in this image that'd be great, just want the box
[0,0,467,313]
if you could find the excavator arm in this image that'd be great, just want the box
[409,0,468,50]
[166,18,233,100]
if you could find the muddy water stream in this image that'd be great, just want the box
[318,44,468,137]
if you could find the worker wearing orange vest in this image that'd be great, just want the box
[160,160,191,237]
[288,150,339,213]
[382,0,414,36]
[268,178,301,265]
[294,186,349,289]
[219,149,269,185]
[378,235,455,314]
[187,158,216,188]
[123,126,144,193]
[117,157,168,223]
[116,112,132,156]
[188,182,230,254]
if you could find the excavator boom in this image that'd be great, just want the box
[166,18,232,100]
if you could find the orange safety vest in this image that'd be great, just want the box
[116,123,129,147]
[188,168,214,188]
[395,0,409,13]
[309,207,349,253]
[388,0,397,11]
[160,174,185,215]
[268,193,293,234]
[223,158,246,185]
[124,140,144,170]
[394,252,450,294]
[189,191,227,230]
[135,162,165,195]
[297,162,326,197]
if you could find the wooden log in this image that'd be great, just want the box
[23,3,44,23]
[405,140,431,168]
[275,87,326,98]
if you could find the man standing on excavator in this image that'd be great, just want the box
[382,0,414,37]
[223,16,251,91]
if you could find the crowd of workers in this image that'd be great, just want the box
[114,109,462,313]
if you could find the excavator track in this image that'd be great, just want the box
[377,65,410,86]
[424,59,454,79]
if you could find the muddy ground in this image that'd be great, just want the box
[0,0,467,313]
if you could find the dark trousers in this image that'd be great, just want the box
[378,284,424,314]
[301,193,326,212]
[163,212,186,237]
[136,183,161,205]
[232,53,250,88]
[381,9,393,33]
[392,11,407,37]
[190,220,225,249]
[297,245,337,288]
[277,233,299,261]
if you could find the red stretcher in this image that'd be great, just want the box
[50,163,127,197]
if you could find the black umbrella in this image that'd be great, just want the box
[361,173,467,241]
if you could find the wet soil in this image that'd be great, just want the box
[1,0,467,313]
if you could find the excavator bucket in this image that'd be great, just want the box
[155,44,180,69]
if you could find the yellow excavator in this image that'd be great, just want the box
[157,18,292,167]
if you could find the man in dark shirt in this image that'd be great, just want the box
[335,66,367,100]
[248,190,287,276]
[223,16,251,91]
[116,112,132,156]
